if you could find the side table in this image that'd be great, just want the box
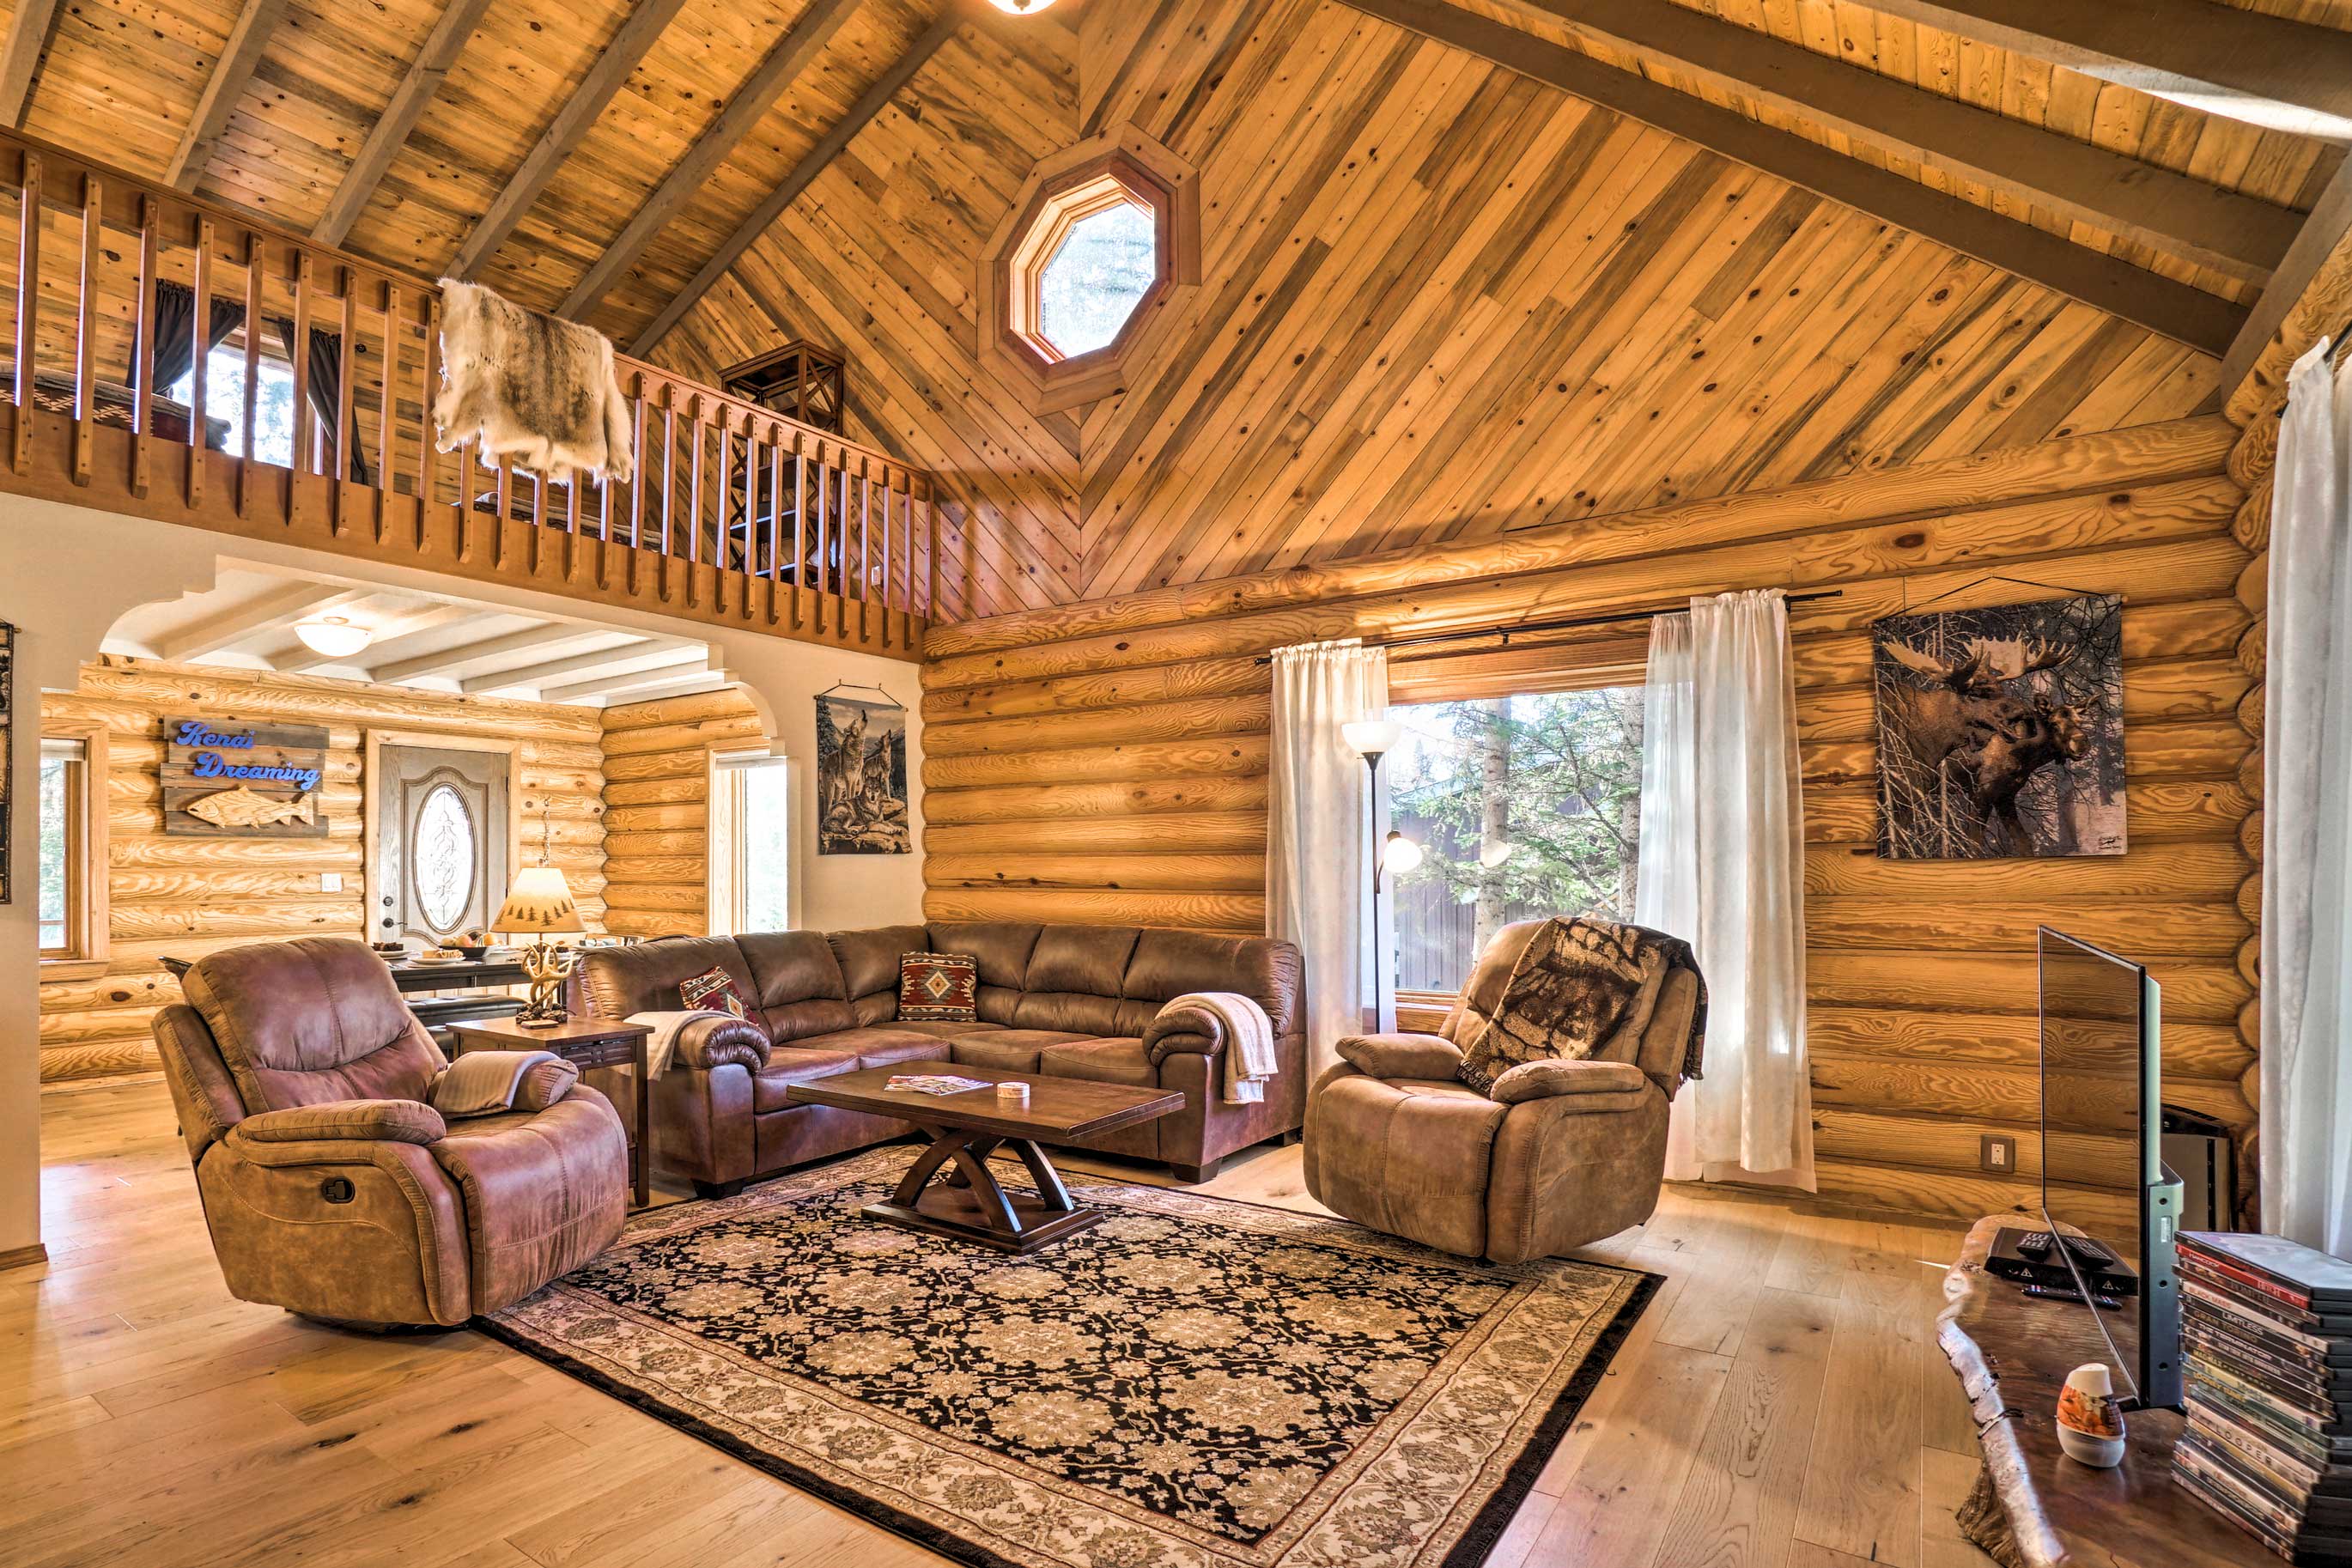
[448,1015,654,1208]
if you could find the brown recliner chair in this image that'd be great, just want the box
[151,938,629,1328]
[1304,920,1703,1263]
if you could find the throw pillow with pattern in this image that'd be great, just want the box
[678,964,752,1020]
[899,951,978,1022]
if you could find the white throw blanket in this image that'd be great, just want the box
[627,1011,737,1079]
[1164,992,1277,1105]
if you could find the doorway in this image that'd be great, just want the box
[368,738,514,948]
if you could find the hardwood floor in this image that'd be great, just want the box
[3,1080,2000,1568]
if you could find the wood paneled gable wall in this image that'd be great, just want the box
[649,0,2313,618]
[918,414,2262,1227]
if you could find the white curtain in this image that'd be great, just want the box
[1637,590,1814,1189]
[2263,337,2352,1257]
[1267,639,1389,1076]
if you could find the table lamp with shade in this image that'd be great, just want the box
[494,866,585,1029]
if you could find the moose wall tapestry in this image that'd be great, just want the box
[1872,592,2125,860]
[816,693,910,854]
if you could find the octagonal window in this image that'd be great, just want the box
[1036,198,1157,358]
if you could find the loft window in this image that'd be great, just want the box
[170,344,299,467]
[980,125,1200,413]
[1030,183,1158,359]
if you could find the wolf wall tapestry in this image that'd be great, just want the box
[1872,593,2126,860]
[816,694,910,854]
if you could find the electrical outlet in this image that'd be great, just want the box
[1981,1133,2017,1173]
[320,872,343,893]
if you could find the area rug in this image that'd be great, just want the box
[479,1146,1660,1568]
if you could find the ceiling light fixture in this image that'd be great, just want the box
[294,615,373,659]
[987,0,1056,11]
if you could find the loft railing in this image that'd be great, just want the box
[0,128,939,654]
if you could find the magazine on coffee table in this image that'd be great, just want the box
[884,1073,996,1096]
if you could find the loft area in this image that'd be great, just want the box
[2,3,2349,1568]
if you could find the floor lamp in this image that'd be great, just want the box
[1343,720,1402,1029]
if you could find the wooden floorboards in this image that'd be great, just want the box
[3,1081,1998,1568]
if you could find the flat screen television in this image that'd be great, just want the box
[2038,926,2185,1411]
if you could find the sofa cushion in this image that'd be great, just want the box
[736,932,855,1042]
[827,925,929,1024]
[898,951,979,1021]
[926,921,1042,993]
[1122,928,1302,1039]
[1026,925,1138,999]
[678,964,755,1020]
[793,1028,951,1073]
[892,1020,1001,1040]
[579,936,762,1030]
[945,1029,1107,1073]
[751,1047,863,1113]
[1006,990,1128,1037]
[1038,1036,1156,1088]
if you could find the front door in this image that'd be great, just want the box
[375,744,509,948]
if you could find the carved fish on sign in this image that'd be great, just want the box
[182,787,316,830]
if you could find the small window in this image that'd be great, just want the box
[708,753,792,936]
[38,726,109,977]
[171,344,299,467]
[1036,197,1157,357]
[1386,689,1645,998]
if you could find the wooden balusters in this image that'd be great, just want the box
[187,217,212,509]
[789,428,807,629]
[418,289,441,545]
[72,172,100,485]
[239,234,261,518]
[376,282,398,541]
[289,252,313,483]
[331,265,355,530]
[131,195,156,499]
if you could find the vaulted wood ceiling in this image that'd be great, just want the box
[2,0,2346,617]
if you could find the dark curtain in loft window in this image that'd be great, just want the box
[270,316,371,484]
[140,281,245,403]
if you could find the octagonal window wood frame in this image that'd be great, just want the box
[980,125,1200,415]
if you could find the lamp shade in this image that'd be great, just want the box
[1341,719,1402,758]
[494,866,585,933]
[294,615,372,659]
[1381,830,1425,878]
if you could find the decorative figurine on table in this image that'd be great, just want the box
[2055,1361,2127,1468]
[494,866,585,1030]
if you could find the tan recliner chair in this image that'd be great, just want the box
[1304,920,1704,1263]
[152,938,629,1328]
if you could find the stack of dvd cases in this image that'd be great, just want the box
[2173,1232,2352,1565]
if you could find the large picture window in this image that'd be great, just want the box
[1387,688,1644,997]
[708,752,793,935]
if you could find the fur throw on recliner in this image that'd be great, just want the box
[433,279,635,485]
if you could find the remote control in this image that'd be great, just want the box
[2021,1282,2124,1310]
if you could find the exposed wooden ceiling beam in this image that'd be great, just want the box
[629,6,964,355]
[161,584,370,662]
[447,0,690,280]
[538,653,713,704]
[1481,0,2299,287]
[559,0,864,323]
[370,622,604,682]
[313,0,497,247]
[166,0,289,191]
[460,638,676,694]
[2221,155,2352,410]
[1337,0,2246,356]
[0,0,62,128]
[1859,0,2352,145]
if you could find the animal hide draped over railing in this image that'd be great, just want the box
[433,279,634,485]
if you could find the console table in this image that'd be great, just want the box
[1940,1215,2272,1568]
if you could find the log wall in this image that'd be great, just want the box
[36,657,610,1085]
[598,686,769,939]
[918,414,2263,1225]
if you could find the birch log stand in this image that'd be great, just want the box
[1939,1216,2272,1568]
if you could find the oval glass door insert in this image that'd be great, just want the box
[412,783,476,933]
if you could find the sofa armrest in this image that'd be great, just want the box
[673,1014,771,1072]
[231,1099,446,1146]
[1489,1059,1655,1109]
[1143,1004,1225,1065]
[1335,1033,1464,1079]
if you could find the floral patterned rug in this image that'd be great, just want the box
[479,1146,1659,1568]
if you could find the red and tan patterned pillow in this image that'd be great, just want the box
[898,951,978,1022]
[678,964,752,1020]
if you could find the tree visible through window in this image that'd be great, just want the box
[1036,198,1157,357]
[170,345,298,466]
[711,756,792,934]
[1387,689,1646,994]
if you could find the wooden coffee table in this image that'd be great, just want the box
[784,1066,1182,1254]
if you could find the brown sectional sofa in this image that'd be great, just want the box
[574,921,1306,1196]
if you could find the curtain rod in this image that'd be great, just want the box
[1252,589,1845,665]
